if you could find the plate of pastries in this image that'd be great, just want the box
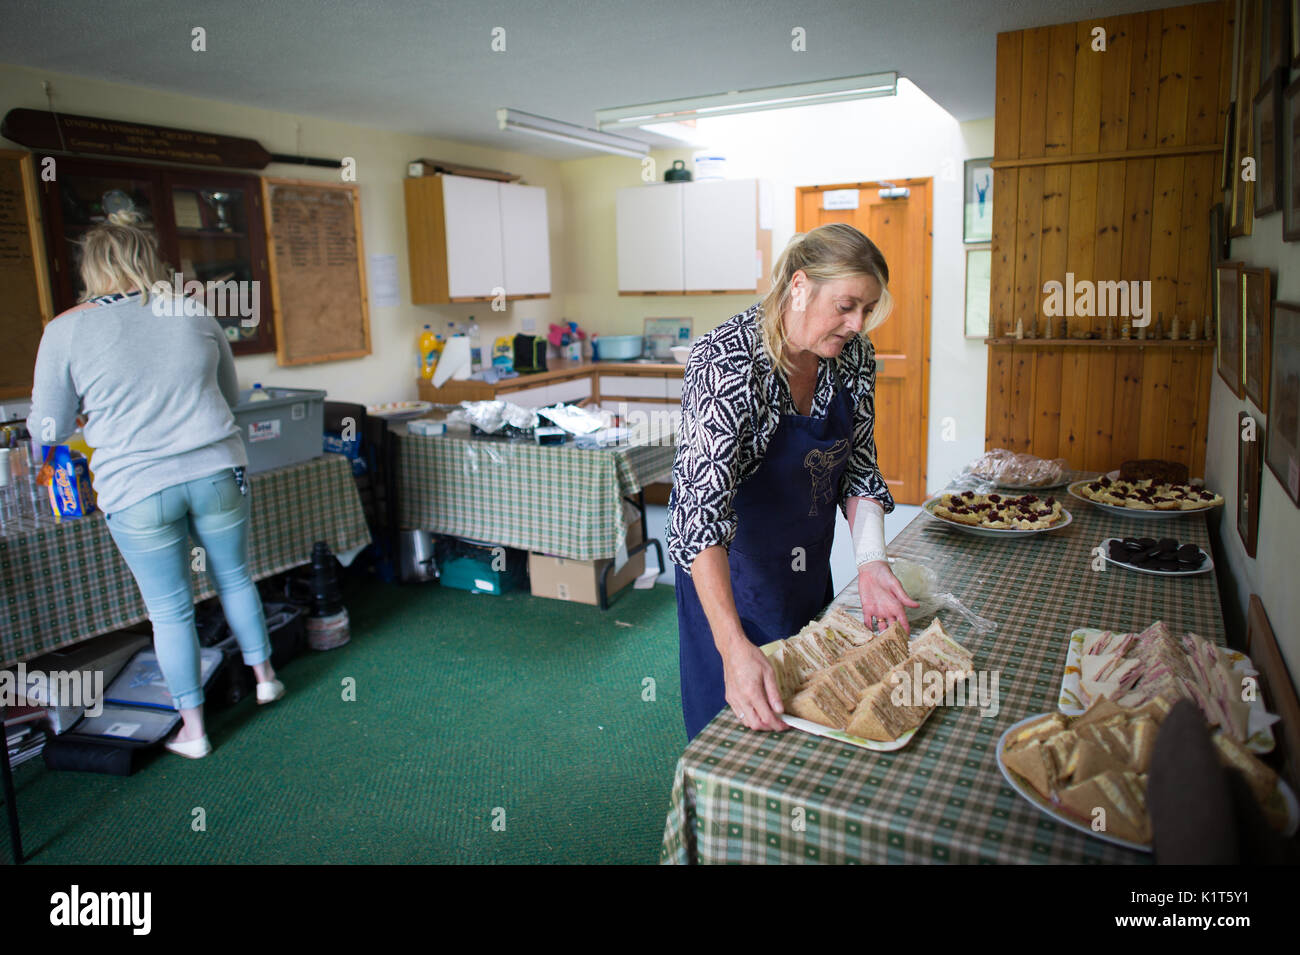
[762,609,975,750]
[924,490,1072,537]
[1068,459,1223,517]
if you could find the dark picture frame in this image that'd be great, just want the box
[1285,76,1300,240]
[1217,263,1245,397]
[1243,267,1274,411]
[1293,0,1300,68]
[963,158,992,244]
[1233,0,1261,236]
[1239,412,1264,557]
[1211,202,1229,265]
[1266,301,1300,506]
[1253,69,1284,217]
[1223,101,1237,193]
[1262,0,1291,75]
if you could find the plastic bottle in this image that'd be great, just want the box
[418,324,438,380]
[249,382,271,402]
[467,317,482,373]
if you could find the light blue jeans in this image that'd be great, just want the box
[105,469,270,709]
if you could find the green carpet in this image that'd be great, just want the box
[3,577,687,864]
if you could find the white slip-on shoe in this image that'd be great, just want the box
[164,734,212,759]
[256,678,286,705]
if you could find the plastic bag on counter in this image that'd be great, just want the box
[456,400,539,434]
[838,556,997,637]
[966,448,1069,489]
[537,403,612,435]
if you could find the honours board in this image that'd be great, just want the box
[0,150,53,399]
[262,178,371,366]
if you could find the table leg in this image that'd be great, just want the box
[598,490,666,611]
[0,708,23,864]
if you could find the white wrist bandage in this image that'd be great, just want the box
[852,500,888,567]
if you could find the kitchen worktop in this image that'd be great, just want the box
[415,356,684,404]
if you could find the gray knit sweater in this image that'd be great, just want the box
[27,292,247,514]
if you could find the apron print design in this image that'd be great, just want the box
[803,438,851,516]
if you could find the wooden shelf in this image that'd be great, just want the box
[984,337,1214,348]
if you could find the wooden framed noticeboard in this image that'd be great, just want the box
[0,149,53,400]
[262,177,371,366]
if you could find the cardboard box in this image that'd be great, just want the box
[529,514,645,605]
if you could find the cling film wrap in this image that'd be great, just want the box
[831,555,997,638]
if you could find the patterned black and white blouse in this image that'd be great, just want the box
[667,303,895,574]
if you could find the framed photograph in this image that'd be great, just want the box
[1217,263,1245,397]
[1261,0,1291,75]
[1266,301,1300,506]
[963,158,992,244]
[964,247,991,338]
[1253,69,1284,217]
[1238,412,1264,557]
[1243,267,1274,410]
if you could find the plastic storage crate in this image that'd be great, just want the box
[232,387,326,473]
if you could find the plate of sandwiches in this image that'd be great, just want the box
[762,608,975,751]
[1067,474,1224,518]
[998,704,1298,852]
[923,491,1072,538]
[1057,622,1279,752]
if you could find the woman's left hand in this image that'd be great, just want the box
[857,560,919,634]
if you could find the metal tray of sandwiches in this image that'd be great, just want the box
[762,608,976,751]
[923,490,1072,538]
[997,704,1298,853]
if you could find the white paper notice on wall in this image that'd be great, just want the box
[368,254,400,308]
[823,189,859,210]
[756,249,764,280]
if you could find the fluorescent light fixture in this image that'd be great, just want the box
[596,72,898,129]
[497,108,649,158]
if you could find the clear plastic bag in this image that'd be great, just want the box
[837,556,998,637]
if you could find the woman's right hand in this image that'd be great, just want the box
[720,637,789,732]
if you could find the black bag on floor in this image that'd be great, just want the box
[208,602,305,706]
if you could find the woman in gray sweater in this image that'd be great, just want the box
[28,211,283,758]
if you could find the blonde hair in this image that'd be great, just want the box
[758,223,893,374]
[77,209,172,302]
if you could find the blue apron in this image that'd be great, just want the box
[676,363,855,739]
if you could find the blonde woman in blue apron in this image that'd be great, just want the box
[667,224,917,739]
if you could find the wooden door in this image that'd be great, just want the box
[796,179,931,505]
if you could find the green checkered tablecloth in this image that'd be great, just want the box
[396,432,675,560]
[0,454,370,667]
[660,491,1226,864]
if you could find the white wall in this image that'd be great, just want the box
[1206,205,1300,679]
[0,62,567,409]
[685,83,993,495]
[559,80,992,496]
